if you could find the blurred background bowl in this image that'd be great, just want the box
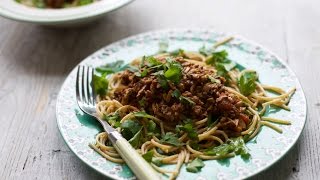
[0,0,133,26]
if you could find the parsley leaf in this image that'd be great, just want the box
[142,150,154,163]
[128,128,143,148]
[205,50,228,65]
[92,74,108,96]
[104,112,121,128]
[176,123,198,141]
[238,71,258,96]
[205,137,250,159]
[186,158,205,173]
[164,58,183,84]
[121,120,142,141]
[157,73,169,89]
[160,132,184,147]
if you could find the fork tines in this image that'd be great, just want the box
[76,66,95,106]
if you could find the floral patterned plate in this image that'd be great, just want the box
[56,29,307,180]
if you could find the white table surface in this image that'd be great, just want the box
[0,0,319,179]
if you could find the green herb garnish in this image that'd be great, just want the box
[142,150,154,163]
[186,158,205,173]
[205,137,250,159]
[92,74,108,96]
[160,132,184,147]
[238,71,258,96]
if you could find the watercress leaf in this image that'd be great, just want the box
[186,158,205,173]
[92,74,108,96]
[238,71,258,96]
[142,150,154,163]
[160,132,183,147]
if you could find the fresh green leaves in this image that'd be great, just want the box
[142,150,154,162]
[171,89,195,106]
[96,60,128,75]
[176,122,198,141]
[104,112,121,128]
[205,137,250,159]
[121,120,142,141]
[205,50,228,65]
[238,71,258,96]
[92,74,108,96]
[164,61,182,84]
[186,158,205,173]
[201,48,236,82]
[160,132,184,147]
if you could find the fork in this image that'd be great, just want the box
[76,65,160,180]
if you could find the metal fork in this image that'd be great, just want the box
[76,66,160,180]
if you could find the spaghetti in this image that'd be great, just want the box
[89,38,295,179]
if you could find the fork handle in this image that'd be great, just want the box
[108,131,161,180]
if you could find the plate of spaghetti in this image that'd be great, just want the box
[56,29,307,180]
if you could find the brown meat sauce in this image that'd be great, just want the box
[113,57,250,133]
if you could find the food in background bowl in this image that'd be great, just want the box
[15,0,96,8]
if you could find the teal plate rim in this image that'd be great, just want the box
[56,28,307,180]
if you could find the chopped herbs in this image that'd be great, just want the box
[142,150,154,163]
[186,158,205,173]
[176,122,198,141]
[171,89,195,106]
[238,71,258,96]
[205,137,250,159]
[120,120,142,141]
[92,74,108,96]
[156,73,169,89]
[104,112,121,128]
[205,50,229,65]
[160,132,184,147]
